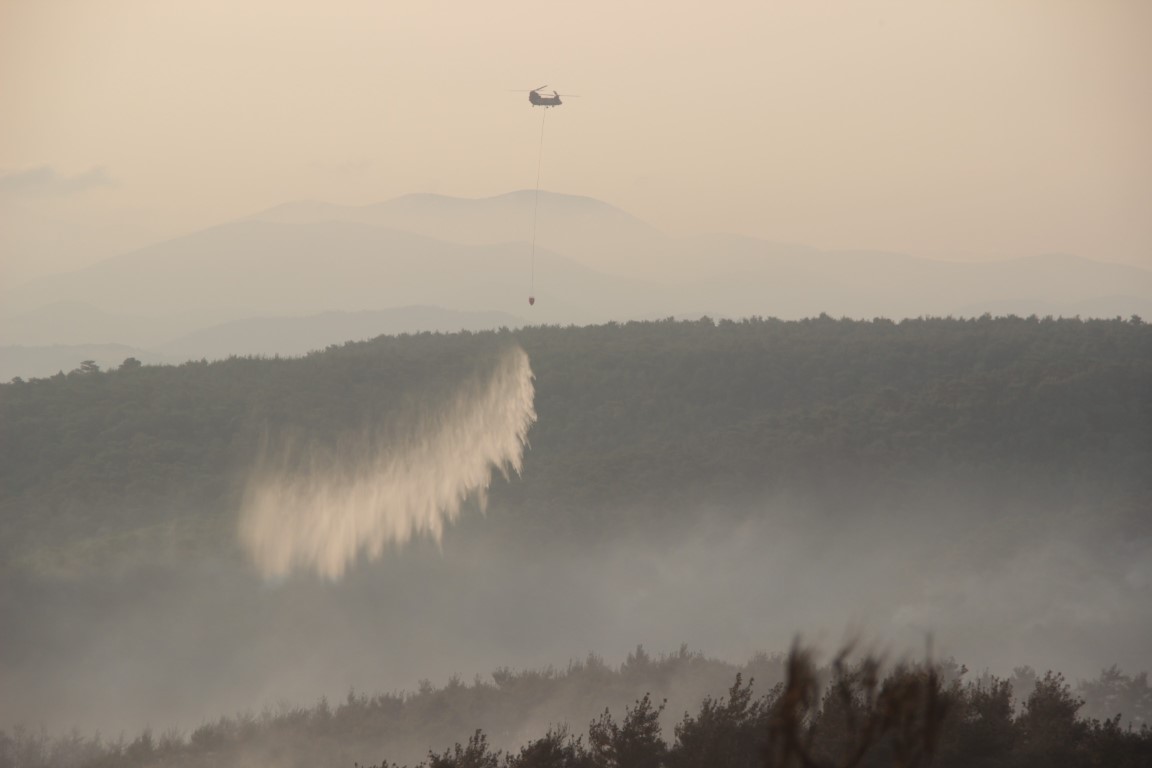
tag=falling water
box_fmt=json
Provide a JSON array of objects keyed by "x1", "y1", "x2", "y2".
[{"x1": 239, "y1": 346, "x2": 536, "y2": 580}]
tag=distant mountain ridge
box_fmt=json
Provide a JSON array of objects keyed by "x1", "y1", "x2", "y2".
[
  {"x1": 3, "y1": 216, "x2": 640, "y2": 326},
  {"x1": 2, "y1": 190, "x2": 1150, "y2": 359},
  {"x1": 252, "y1": 190, "x2": 660, "y2": 252},
  {"x1": 0, "y1": 306, "x2": 530, "y2": 381},
  {"x1": 0, "y1": 343, "x2": 167, "y2": 381},
  {"x1": 158, "y1": 306, "x2": 526, "y2": 361}
]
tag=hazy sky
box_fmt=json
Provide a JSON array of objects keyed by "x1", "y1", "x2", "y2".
[{"x1": 2, "y1": 0, "x2": 1150, "y2": 285}]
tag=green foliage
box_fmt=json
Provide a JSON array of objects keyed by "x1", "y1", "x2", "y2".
[
  {"x1": 764, "y1": 647, "x2": 950, "y2": 768},
  {"x1": 1077, "y1": 666, "x2": 1152, "y2": 730},
  {"x1": 426, "y1": 730, "x2": 502, "y2": 768},
  {"x1": 1014, "y1": 672, "x2": 1086, "y2": 767},
  {"x1": 2, "y1": 316, "x2": 1149, "y2": 573},
  {"x1": 587, "y1": 693, "x2": 666, "y2": 768},
  {"x1": 936, "y1": 676, "x2": 1015, "y2": 767},
  {"x1": 668, "y1": 673, "x2": 774, "y2": 768},
  {"x1": 507, "y1": 726, "x2": 593, "y2": 768}
]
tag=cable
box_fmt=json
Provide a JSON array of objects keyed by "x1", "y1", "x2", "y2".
[{"x1": 529, "y1": 108, "x2": 547, "y2": 303}]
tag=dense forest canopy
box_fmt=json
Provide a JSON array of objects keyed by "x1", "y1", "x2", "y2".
[{"x1": 3, "y1": 314, "x2": 1149, "y2": 572}]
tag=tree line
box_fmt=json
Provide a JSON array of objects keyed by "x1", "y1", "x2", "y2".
[{"x1": 1, "y1": 645, "x2": 1148, "y2": 768}]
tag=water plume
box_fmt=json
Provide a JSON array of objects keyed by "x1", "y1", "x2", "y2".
[{"x1": 239, "y1": 346, "x2": 536, "y2": 580}]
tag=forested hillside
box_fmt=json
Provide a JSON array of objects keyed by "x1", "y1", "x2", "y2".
[
  {"x1": 2, "y1": 315, "x2": 1149, "y2": 571},
  {"x1": 2, "y1": 315, "x2": 1150, "y2": 747}
]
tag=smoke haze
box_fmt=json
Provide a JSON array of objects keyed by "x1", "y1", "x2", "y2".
[
  {"x1": 240, "y1": 346, "x2": 536, "y2": 579},
  {"x1": 3, "y1": 1, "x2": 1150, "y2": 761}
]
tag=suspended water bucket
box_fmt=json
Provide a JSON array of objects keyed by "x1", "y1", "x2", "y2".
[{"x1": 528, "y1": 296, "x2": 536, "y2": 306}]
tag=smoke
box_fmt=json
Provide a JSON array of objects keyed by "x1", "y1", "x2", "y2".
[{"x1": 239, "y1": 346, "x2": 536, "y2": 580}]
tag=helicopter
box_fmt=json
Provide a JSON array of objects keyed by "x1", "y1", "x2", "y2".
[{"x1": 514, "y1": 85, "x2": 577, "y2": 107}]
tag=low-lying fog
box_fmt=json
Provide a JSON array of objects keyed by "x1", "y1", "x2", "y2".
[{"x1": 4, "y1": 481, "x2": 1147, "y2": 739}]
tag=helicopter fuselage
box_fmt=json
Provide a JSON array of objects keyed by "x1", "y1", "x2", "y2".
[{"x1": 529, "y1": 91, "x2": 562, "y2": 107}]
